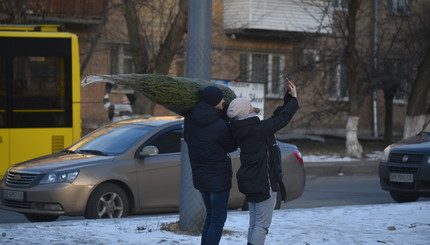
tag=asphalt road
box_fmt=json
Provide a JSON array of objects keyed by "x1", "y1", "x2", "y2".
[
  {"x1": 2, "y1": 173, "x2": 429, "y2": 224},
  {"x1": 283, "y1": 174, "x2": 394, "y2": 209}
]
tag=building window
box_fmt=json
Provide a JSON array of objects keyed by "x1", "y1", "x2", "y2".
[
  {"x1": 332, "y1": 0, "x2": 348, "y2": 10},
  {"x1": 302, "y1": 49, "x2": 320, "y2": 68},
  {"x1": 239, "y1": 53, "x2": 285, "y2": 98},
  {"x1": 388, "y1": 0, "x2": 408, "y2": 15},
  {"x1": 110, "y1": 46, "x2": 135, "y2": 74},
  {"x1": 110, "y1": 46, "x2": 135, "y2": 93},
  {"x1": 329, "y1": 60, "x2": 348, "y2": 101}
]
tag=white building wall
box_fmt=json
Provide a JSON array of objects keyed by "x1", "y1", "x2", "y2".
[{"x1": 224, "y1": 0, "x2": 332, "y2": 34}]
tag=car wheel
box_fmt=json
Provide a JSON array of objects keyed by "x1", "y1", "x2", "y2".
[
  {"x1": 389, "y1": 191, "x2": 419, "y2": 203},
  {"x1": 24, "y1": 213, "x2": 59, "y2": 222},
  {"x1": 85, "y1": 183, "x2": 129, "y2": 219},
  {"x1": 241, "y1": 191, "x2": 282, "y2": 211}
]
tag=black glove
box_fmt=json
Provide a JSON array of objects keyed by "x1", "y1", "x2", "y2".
[
  {"x1": 105, "y1": 83, "x2": 113, "y2": 94},
  {"x1": 108, "y1": 104, "x2": 114, "y2": 121},
  {"x1": 283, "y1": 90, "x2": 293, "y2": 105}
]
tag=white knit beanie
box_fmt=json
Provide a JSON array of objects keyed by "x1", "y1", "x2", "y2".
[{"x1": 227, "y1": 98, "x2": 252, "y2": 120}]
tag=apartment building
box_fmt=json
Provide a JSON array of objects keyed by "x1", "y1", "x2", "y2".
[{"x1": 1, "y1": 0, "x2": 422, "y2": 139}]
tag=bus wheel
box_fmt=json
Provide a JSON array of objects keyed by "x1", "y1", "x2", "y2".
[
  {"x1": 24, "y1": 213, "x2": 59, "y2": 222},
  {"x1": 85, "y1": 183, "x2": 129, "y2": 219}
]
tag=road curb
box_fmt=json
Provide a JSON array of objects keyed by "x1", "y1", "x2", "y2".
[{"x1": 304, "y1": 160, "x2": 380, "y2": 176}]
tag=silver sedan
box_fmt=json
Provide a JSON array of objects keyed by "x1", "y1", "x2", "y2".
[{"x1": 0, "y1": 117, "x2": 305, "y2": 222}]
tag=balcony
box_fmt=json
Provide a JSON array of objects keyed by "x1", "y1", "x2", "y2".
[
  {"x1": 24, "y1": 0, "x2": 106, "y2": 25},
  {"x1": 223, "y1": 0, "x2": 332, "y2": 36}
]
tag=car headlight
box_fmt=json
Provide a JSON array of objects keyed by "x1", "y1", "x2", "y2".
[
  {"x1": 40, "y1": 170, "x2": 79, "y2": 184},
  {"x1": 381, "y1": 146, "x2": 391, "y2": 162}
]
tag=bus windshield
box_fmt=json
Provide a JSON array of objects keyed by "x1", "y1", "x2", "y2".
[{"x1": 0, "y1": 37, "x2": 72, "y2": 128}]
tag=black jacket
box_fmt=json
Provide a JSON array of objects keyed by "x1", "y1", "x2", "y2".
[
  {"x1": 229, "y1": 98, "x2": 299, "y2": 203},
  {"x1": 184, "y1": 102, "x2": 238, "y2": 192}
]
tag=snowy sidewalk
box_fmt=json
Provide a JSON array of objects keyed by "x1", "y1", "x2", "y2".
[
  {"x1": 1, "y1": 201, "x2": 429, "y2": 245},
  {"x1": 303, "y1": 152, "x2": 382, "y2": 176}
]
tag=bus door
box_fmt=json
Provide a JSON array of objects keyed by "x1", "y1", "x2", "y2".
[
  {"x1": 0, "y1": 28, "x2": 81, "y2": 178},
  {"x1": 0, "y1": 57, "x2": 8, "y2": 174}
]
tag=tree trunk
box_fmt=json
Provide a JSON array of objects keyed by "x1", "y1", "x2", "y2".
[
  {"x1": 346, "y1": 116, "x2": 363, "y2": 158},
  {"x1": 123, "y1": 0, "x2": 189, "y2": 116},
  {"x1": 404, "y1": 115, "x2": 429, "y2": 137},
  {"x1": 80, "y1": 0, "x2": 109, "y2": 75},
  {"x1": 344, "y1": 0, "x2": 363, "y2": 158},
  {"x1": 383, "y1": 90, "x2": 394, "y2": 145},
  {"x1": 404, "y1": 42, "x2": 430, "y2": 138},
  {"x1": 151, "y1": 0, "x2": 188, "y2": 74},
  {"x1": 123, "y1": 0, "x2": 154, "y2": 116}
]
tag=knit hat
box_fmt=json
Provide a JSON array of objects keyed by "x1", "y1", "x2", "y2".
[
  {"x1": 227, "y1": 97, "x2": 253, "y2": 120},
  {"x1": 198, "y1": 86, "x2": 224, "y2": 106},
  {"x1": 126, "y1": 94, "x2": 136, "y2": 105}
]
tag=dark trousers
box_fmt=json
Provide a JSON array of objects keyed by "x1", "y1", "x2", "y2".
[{"x1": 199, "y1": 190, "x2": 230, "y2": 245}]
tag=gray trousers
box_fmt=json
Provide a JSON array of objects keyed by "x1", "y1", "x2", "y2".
[{"x1": 247, "y1": 191, "x2": 277, "y2": 245}]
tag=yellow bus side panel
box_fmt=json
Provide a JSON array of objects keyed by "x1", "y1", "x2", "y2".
[
  {"x1": 9, "y1": 128, "x2": 74, "y2": 165},
  {"x1": 73, "y1": 103, "x2": 82, "y2": 141},
  {"x1": 0, "y1": 129, "x2": 10, "y2": 178}
]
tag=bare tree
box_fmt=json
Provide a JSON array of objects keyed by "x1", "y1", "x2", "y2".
[
  {"x1": 341, "y1": 0, "x2": 363, "y2": 158},
  {"x1": 296, "y1": 0, "x2": 367, "y2": 158},
  {"x1": 404, "y1": 43, "x2": 430, "y2": 137},
  {"x1": 403, "y1": 2, "x2": 430, "y2": 138},
  {"x1": 0, "y1": 0, "x2": 27, "y2": 23},
  {"x1": 297, "y1": 0, "x2": 430, "y2": 153},
  {"x1": 80, "y1": 0, "x2": 110, "y2": 74},
  {"x1": 121, "y1": 0, "x2": 188, "y2": 115}
]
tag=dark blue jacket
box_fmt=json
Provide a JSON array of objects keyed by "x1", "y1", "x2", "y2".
[
  {"x1": 229, "y1": 98, "x2": 299, "y2": 202},
  {"x1": 184, "y1": 102, "x2": 238, "y2": 192}
]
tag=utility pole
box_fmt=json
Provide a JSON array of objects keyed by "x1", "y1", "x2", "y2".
[{"x1": 179, "y1": 0, "x2": 212, "y2": 233}]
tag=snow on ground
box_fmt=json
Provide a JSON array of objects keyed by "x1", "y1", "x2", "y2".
[
  {"x1": 303, "y1": 151, "x2": 383, "y2": 162},
  {"x1": 0, "y1": 201, "x2": 429, "y2": 245},
  {"x1": 2, "y1": 152, "x2": 428, "y2": 245}
]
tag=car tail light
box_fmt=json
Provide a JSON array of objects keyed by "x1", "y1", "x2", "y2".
[{"x1": 293, "y1": 149, "x2": 303, "y2": 164}]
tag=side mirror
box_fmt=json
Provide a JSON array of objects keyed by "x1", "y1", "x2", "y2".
[{"x1": 139, "y1": 145, "x2": 159, "y2": 157}]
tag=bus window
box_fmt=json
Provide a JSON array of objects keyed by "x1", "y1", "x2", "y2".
[
  {"x1": 0, "y1": 37, "x2": 73, "y2": 128},
  {"x1": 12, "y1": 56, "x2": 71, "y2": 127},
  {"x1": 0, "y1": 56, "x2": 5, "y2": 127}
]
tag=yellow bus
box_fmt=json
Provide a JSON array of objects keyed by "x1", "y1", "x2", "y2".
[{"x1": 0, "y1": 25, "x2": 81, "y2": 178}]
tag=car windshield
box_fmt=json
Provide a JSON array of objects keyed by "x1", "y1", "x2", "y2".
[
  {"x1": 422, "y1": 121, "x2": 430, "y2": 136},
  {"x1": 67, "y1": 124, "x2": 153, "y2": 155}
]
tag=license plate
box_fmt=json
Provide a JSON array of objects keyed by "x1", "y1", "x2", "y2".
[
  {"x1": 389, "y1": 173, "x2": 414, "y2": 183},
  {"x1": 3, "y1": 190, "x2": 24, "y2": 201}
]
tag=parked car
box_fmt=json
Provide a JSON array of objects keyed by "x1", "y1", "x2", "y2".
[
  {"x1": 0, "y1": 117, "x2": 305, "y2": 222},
  {"x1": 379, "y1": 120, "x2": 430, "y2": 203}
]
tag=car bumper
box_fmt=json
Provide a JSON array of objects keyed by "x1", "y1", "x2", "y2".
[
  {"x1": 378, "y1": 161, "x2": 430, "y2": 197},
  {"x1": 0, "y1": 182, "x2": 92, "y2": 216}
]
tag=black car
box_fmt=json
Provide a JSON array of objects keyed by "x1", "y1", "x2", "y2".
[{"x1": 379, "y1": 121, "x2": 430, "y2": 202}]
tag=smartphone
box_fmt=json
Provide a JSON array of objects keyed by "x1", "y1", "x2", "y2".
[{"x1": 285, "y1": 76, "x2": 292, "y2": 91}]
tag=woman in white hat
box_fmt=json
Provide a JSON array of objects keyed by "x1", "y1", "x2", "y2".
[{"x1": 227, "y1": 81, "x2": 298, "y2": 245}]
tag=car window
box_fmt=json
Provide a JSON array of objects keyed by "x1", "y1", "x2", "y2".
[
  {"x1": 69, "y1": 125, "x2": 152, "y2": 155},
  {"x1": 423, "y1": 121, "x2": 430, "y2": 135},
  {"x1": 147, "y1": 128, "x2": 182, "y2": 154}
]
